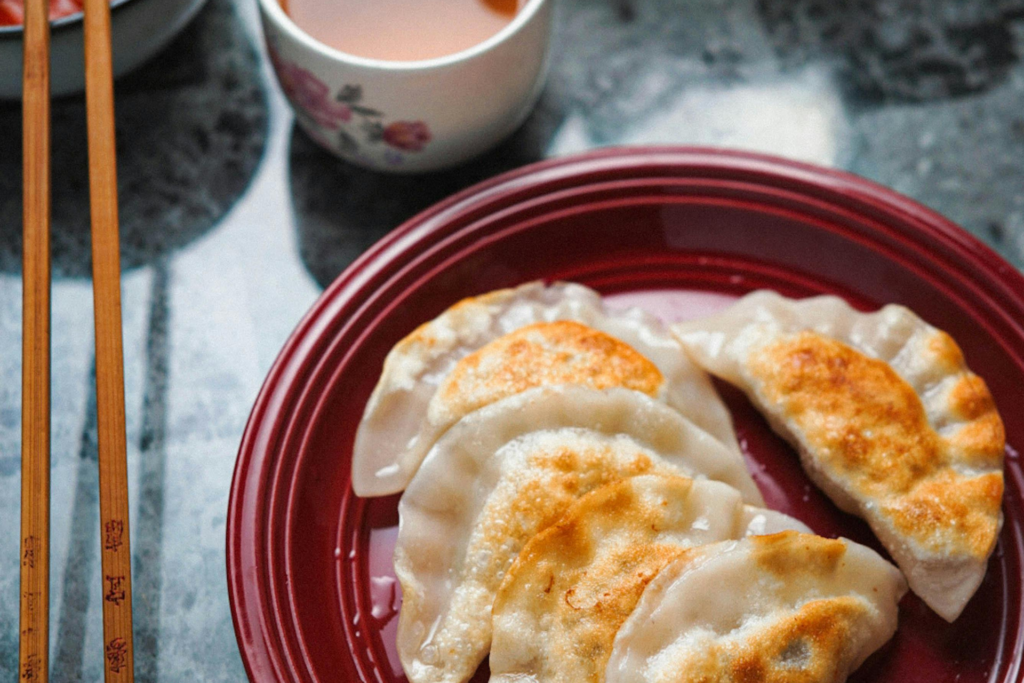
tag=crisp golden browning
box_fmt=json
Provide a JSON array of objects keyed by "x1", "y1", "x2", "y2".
[
  {"x1": 489, "y1": 475, "x2": 809, "y2": 683},
  {"x1": 751, "y1": 331, "x2": 941, "y2": 495},
  {"x1": 750, "y1": 331, "x2": 1003, "y2": 559},
  {"x1": 946, "y1": 375, "x2": 1005, "y2": 466},
  {"x1": 882, "y1": 471, "x2": 1003, "y2": 556},
  {"x1": 925, "y1": 330, "x2": 966, "y2": 372},
  {"x1": 356, "y1": 280, "x2": 744, "y2": 498},
  {"x1": 492, "y1": 475, "x2": 721, "y2": 683},
  {"x1": 496, "y1": 479, "x2": 690, "y2": 681},
  {"x1": 606, "y1": 531, "x2": 906, "y2": 683},
  {"x1": 396, "y1": 436, "x2": 681, "y2": 683},
  {"x1": 948, "y1": 374, "x2": 996, "y2": 421},
  {"x1": 470, "y1": 444, "x2": 668, "y2": 604},
  {"x1": 672, "y1": 290, "x2": 998, "y2": 621},
  {"x1": 670, "y1": 597, "x2": 872, "y2": 683},
  {"x1": 436, "y1": 321, "x2": 664, "y2": 421},
  {"x1": 554, "y1": 540, "x2": 685, "y2": 678},
  {"x1": 394, "y1": 383, "x2": 765, "y2": 683},
  {"x1": 751, "y1": 531, "x2": 846, "y2": 578}
]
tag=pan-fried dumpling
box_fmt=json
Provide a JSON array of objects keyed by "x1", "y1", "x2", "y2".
[
  {"x1": 488, "y1": 474, "x2": 808, "y2": 683},
  {"x1": 672, "y1": 290, "x2": 1004, "y2": 621},
  {"x1": 429, "y1": 320, "x2": 664, "y2": 432},
  {"x1": 353, "y1": 281, "x2": 739, "y2": 497},
  {"x1": 606, "y1": 531, "x2": 908, "y2": 683},
  {"x1": 396, "y1": 387, "x2": 769, "y2": 683}
]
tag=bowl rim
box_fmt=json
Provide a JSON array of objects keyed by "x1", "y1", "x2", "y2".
[
  {"x1": 257, "y1": 0, "x2": 549, "y2": 72},
  {"x1": 0, "y1": 0, "x2": 140, "y2": 38}
]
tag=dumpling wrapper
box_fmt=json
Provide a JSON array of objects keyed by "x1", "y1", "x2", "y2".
[
  {"x1": 395, "y1": 386, "x2": 767, "y2": 683},
  {"x1": 488, "y1": 474, "x2": 808, "y2": 683},
  {"x1": 606, "y1": 531, "x2": 908, "y2": 683},
  {"x1": 353, "y1": 281, "x2": 740, "y2": 497},
  {"x1": 672, "y1": 290, "x2": 1004, "y2": 621}
]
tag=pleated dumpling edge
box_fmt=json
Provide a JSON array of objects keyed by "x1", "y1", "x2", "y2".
[
  {"x1": 672, "y1": 290, "x2": 1004, "y2": 622},
  {"x1": 352, "y1": 280, "x2": 740, "y2": 497}
]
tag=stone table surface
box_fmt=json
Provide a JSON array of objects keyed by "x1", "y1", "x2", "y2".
[{"x1": 2, "y1": 0, "x2": 1024, "y2": 680}]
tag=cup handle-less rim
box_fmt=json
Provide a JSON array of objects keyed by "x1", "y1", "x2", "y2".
[{"x1": 257, "y1": 0, "x2": 550, "y2": 72}]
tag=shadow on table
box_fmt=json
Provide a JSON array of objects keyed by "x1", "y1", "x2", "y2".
[
  {"x1": 0, "y1": 0, "x2": 268, "y2": 279},
  {"x1": 50, "y1": 261, "x2": 170, "y2": 683},
  {"x1": 47, "y1": 260, "x2": 172, "y2": 682},
  {"x1": 15, "y1": 0, "x2": 267, "y2": 678},
  {"x1": 288, "y1": 90, "x2": 564, "y2": 289}
]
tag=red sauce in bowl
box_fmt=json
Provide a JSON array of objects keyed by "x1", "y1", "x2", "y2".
[{"x1": 1, "y1": 0, "x2": 86, "y2": 26}]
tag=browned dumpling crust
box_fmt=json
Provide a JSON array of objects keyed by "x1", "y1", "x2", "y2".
[
  {"x1": 673, "y1": 291, "x2": 1006, "y2": 622},
  {"x1": 395, "y1": 386, "x2": 768, "y2": 683},
  {"x1": 606, "y1": 532, "x2": 907, "y2": 683},
  {"x1": 353, "y1": 281, "x2": 740, "y2": 497},
  {"x1": 675, "y1": 597, "x2": 875, "y2": 683},
  {"x1": 752, "y1": 332, "x2": 1003, "y2": 562},
  {"x1": 432, "y1": 321, "x2": 665, "y2": 424},
  {"x1": 488, "y1": 475, "x2": 808, "y2": 683}
]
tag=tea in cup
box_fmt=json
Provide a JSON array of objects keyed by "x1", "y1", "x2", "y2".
[
  {"x1": 281, "y1": 0, "x2": 523, "y2": 62},
  {"x1": 258, "y1": 0, "x2": 553, "y2": 172}
]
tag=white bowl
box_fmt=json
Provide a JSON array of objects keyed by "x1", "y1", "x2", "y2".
[
  {"x1": 258, "y1": 0, "x2": 553, "y2": 172},
  {"x1": 0, "y1": 0, "x2": 208, "y2": 100}
]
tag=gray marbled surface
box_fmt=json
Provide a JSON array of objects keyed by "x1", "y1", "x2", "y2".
[{"x1": 1, "y1": 0, "x2": 1023, "y2": 680}]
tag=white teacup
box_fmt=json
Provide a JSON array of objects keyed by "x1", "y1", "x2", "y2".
[{"x1": 257, "y1": 0, "x2": 553, "y2": 172}]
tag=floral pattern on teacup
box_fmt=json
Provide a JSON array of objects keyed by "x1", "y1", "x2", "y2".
[
  {"x1": 268, "y1": 45, "x2": 352, "y2": 129},
  {"x1": 267, "y1": 41, "x2": 432, "y2": 164},
  {"x1": 382, "y1": 121, "x2": 432, "y2": 152}
]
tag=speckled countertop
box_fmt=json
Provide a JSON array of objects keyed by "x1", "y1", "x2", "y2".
[{"x1": 1, "y1": 0, "x2": 1024, "y2": 679}]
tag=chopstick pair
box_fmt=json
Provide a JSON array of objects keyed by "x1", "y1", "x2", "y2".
[{"x1": 20, "y1": 0, "x2": 135, "y2": 679}]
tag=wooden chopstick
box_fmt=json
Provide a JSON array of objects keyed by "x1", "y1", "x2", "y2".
[
  {"x1": 19, "y1": 0, "x2": 52, "y2": 678},
  {"x1": 82, "y1": 0, "x2": 135, "y2": 677}
]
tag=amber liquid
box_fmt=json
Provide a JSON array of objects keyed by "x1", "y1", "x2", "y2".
[{"x1": 281, "y1": 0, "x2": 522, "y2": 62}]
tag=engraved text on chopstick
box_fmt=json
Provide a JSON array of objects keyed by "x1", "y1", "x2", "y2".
[
  {"x1": 21, "y1": 652, "x2": 41, "y2": 680},
  {"x1": 104, "y1": 519, "x2": 124, "y2": 552},
  {"x1": 106, "y1": 637, "x2": 128, "y2": 673},
  {"x1": 22, "y1": 535, "x2": 37, "y2": 568},
  {"x1": 105, "y1": 575, "x2": 126, "y2": 605}
]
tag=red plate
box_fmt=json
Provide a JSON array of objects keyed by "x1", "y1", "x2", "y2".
[{"x1": 227, "y1": 147, "x2": 1024, "y2": 683}]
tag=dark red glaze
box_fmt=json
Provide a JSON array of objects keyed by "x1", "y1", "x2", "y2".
[{"x1": 227, "y1": 147, "x2": 1024, "y2": 683}]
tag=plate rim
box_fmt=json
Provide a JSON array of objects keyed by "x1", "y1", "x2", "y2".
[{"x1": 226, "y1": 145, "x2": 1024, "y2": 683}]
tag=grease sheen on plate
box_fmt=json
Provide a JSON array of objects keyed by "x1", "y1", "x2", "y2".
[{"x1": 227, "y1": 148, "x2": 1024, "y2": 683}]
